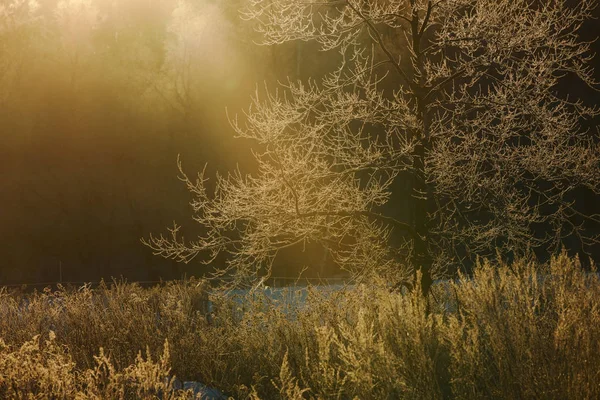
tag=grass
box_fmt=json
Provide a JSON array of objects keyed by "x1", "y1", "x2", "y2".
[{"x1": 1, "y1": 252, "x2": 599, "y2": 399}]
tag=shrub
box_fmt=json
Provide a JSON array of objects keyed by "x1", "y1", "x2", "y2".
[
  {"x1": 1, "y1": 254, "x2": 599, "y2": 399},
  {"x1": 0, "y1": 333, "x2": 197, "y2": 399}
]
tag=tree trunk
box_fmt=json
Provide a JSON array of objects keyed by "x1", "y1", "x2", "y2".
[
  {"x1": 410, "y1": 2, "x2": 433, "y2": 298},
  {"x1": 412, "y1": 142, "x2": 433, "y2": 298}
]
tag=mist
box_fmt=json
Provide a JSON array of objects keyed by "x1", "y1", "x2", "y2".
[{"x1": 0, "y1": 0, "x2": 315, "y2": 284}]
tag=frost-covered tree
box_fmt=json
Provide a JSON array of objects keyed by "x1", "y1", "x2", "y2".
[{"x1": 144, "y1": 0, "x2": 600, "y2": 294}]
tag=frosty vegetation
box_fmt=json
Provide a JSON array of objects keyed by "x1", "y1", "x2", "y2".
[
  {"x1": 144, "y1": 0, "x2": 600, "y2": 294},
  {"x1": 1, "y1": 254, "x2": 600, "y2": 398}
]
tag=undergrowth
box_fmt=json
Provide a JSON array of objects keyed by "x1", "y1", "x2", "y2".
[{"x1": 1, "y1": 253, "x2": 599, "y2": 399}]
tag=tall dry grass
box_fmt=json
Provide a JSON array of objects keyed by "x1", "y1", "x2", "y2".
[
  {"x1": 1, "y1": 253, "x2": 599, "y2": 399},
  {"x1": 0, "y1": 278, "x2": 211, "y2": 378},
  {"x1": 0, "y1": 333, "x2": 199, "y2": 399}
]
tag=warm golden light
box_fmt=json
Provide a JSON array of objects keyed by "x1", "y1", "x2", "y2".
[{"x1": 1, "y1": 0, "x2": 271, "y2": 284}]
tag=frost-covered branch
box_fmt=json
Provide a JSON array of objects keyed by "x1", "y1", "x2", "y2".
[{"x1": 145, "y1": 0, "x2": 600, "y2": 290}]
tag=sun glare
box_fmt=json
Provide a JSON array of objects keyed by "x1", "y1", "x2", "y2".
[{"x1": 167, "y1": 1, "x2": 241, "y2": 86}]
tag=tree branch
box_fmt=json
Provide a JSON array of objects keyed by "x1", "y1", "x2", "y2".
[{"x1": 345, "y1": 0, "x2": 414, "y2": 90}]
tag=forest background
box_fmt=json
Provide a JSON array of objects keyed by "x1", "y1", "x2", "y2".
[{"x1": 2, "y1": 0, "x2": 600, "y2": 285}]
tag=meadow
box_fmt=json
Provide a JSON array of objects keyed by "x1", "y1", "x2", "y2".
[{"x1": 1, "y1": 253, "x2": 599, "y2": 399}]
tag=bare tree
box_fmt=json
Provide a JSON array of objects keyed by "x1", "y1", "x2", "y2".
[{"x1": 144, "y1": 0, "x2": 600, "y2": 294}]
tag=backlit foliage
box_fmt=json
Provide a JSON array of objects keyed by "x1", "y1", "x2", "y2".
[
  {"x1": 145, "y1": 0, "x2": 600, "y2": 288},
  {"x1": 1, "y1": 254, "x2": 599, "y2": 398},
  {"x1": 0, "y1": 333, "x2": 199, "y2": 399}
]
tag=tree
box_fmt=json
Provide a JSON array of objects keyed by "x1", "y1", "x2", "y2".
[{"x1": 144, "y1": 0, "x2": 600, "y2": 293}]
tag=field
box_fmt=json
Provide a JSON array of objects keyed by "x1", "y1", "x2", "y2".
[{"x1": 1, "y1": 253, "x2": 599, "y2": 399}]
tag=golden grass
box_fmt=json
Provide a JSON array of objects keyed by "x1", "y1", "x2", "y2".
[{"x1": 1, "y1": 253, "x2": 599, "y2": 399}]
